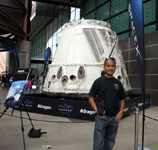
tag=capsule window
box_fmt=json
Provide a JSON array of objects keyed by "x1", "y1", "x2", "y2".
[
  {"x1": 70, "y1": 75, "x2": 76, "y2": 81},
  {"x1": 57, "y1": 66, "x2": 62, "y2": 79},
  {"x1": 52, "y1": 75, "x2": 56, "y2": 80},
  {"x1": 117, "y1": 76, "x2": 121, "y2": 80},
  {"x1": 78, "y1": 66, "x2": 85, "y2": 79},
  {"x1": 61, "y1": 75, "x2": 68, "y2": 86}
]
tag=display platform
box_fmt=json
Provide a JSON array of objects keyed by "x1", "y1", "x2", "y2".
[{"x1": 20, "y1": 93, "x2": 151, "y2": 121}]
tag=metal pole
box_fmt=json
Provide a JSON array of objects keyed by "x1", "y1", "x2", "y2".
[
  {"x1": 142, "y1": 93, "x2": 145, "y2": 150},
  {"x1": 134, "y1": 107, "x2": 139, "y2": 150}
]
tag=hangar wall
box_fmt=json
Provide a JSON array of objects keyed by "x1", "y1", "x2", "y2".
[
  {"x1": 120, "y1": 30, "x2": 158, "y2": 106},
  {"x1": 30, "y1": 5, "x2": 70, "y2": 59},
  {"x1": 81, "y1": 0, "x2": 157, "y2": 41}
]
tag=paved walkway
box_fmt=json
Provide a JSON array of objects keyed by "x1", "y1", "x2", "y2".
[{"x1": 0, "y1": 86, "x2": 158, "y2": 150}]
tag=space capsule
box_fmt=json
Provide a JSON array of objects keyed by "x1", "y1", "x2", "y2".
[{"x1": 43, "y1": 19, "x2": 132, "y2": 96}]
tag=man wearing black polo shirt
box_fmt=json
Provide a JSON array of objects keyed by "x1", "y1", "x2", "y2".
[{"x1": 89, "y1": 57, "x2": 126, "y2": 150}]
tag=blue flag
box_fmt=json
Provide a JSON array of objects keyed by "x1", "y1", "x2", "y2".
[
  {"x1": 128, "y1": 0, "x2": 146, "y2": 149},
  {"x1": 0, "y1": 36, "x2": 19, "y2": 70},
  {"x1": 43, "y1": 47, "x2": 51, "y2": 84},
  {"x1": 128, "y1": 0, "x2": 145, "y2": 95}
]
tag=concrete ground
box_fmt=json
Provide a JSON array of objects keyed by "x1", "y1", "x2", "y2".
[{"x1": 0, "y1": 86, "x2": 158, "y2": 150}]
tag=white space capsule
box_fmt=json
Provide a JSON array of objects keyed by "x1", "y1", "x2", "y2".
[{"x1": 43, "y1": 19, "x2": 132, "y2": 95}]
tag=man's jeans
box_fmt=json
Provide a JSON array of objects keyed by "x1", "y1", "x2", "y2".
[{"x1": 93, "y1": 115, "x2": 119, "y2": 150}]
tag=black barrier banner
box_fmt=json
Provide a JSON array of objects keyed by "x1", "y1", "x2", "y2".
[
  {"x1": 22, "y1": 94, "x2": 96, "y2": 121},
  {"x1": 43, "y1": 47, "x2": 51, "y2": 84},
  {"x1": 21, "y1": 94, "x2": 150, "y2": 121},
  {"x1": 0, "y1": 36, "x2": 19, "y2": 70},
  {"x1": 128, "y1": 0, "x2": 145, "y2": 95}
]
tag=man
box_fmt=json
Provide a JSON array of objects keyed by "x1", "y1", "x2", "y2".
[
  {"x1": 31, "y1": 75, "x2": 40, "y2": 94},
  {"x1": 89, "y1": 57, "x2": 126, "y2": 150}
]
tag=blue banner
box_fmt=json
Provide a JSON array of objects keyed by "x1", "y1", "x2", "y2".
[
  {"x1": 0, "y1": 36, "x2": 19, "y2": 70},
  {"x1": 13, "y1": 41, "x2": 19, "y2": 71},
  {"x1": 43, "y1": 47, "x2": 51, "y2": 84},
  {"x1": 128, "y1": 1, "x2": 146, "y2": 149},
  {"x1": 128, "y1": 0, "x2": 145, "y2": 95}
]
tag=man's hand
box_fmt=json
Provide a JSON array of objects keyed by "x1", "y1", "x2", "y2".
[
  {"x1": 115, "y1": 99, "x2": 125, "y2": 122},
  {"x1": 98, "y1": 115, "x2": 107, "y2": 120},
  {"x1": 115, "y1": 111, "x2": 123, "y2": 122}
]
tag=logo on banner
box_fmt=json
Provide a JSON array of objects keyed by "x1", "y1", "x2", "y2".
[
  {"x1": 145, "y1": 98, "x2": 150, "y2": 104},
  {"x1": 57, "y1": 103, "x2": 74, "y2": 116},
  {"x1": 80, "y1": 109, "x2": 96, "y2": 115},
  {"x1": 37, "y1": 104, "x2": 52, "y2": 110},
  {"x1": 23, "y1": 99, "x2": 33, "y2": 110},
  {"x1": 131, "y1": 101, "x2": 137, "y2": 109},
  {"x1": 123, "y1": 107, "x2": 129, "y2": 113},
  {"x1": 138, "y1": 103, "x2": 143, "y2": 107}
]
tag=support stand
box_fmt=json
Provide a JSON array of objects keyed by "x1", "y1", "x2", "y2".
[
  {"x1": 134, "y1": 107, "x2": 139, "y2": 150},
  {"x1": 19, "y1": 97, "x2": 35, "y2": 150},
  {"x1": 0, "y1": 100, "x2": 46, "y2": 150},
  {"x1": 0, "y1": 107, "x2": 9, "y2": 118},
  {"x1": 0, "y1": 100, "x2": 35, "y2": 150},
  {"x1": 0, "y1": 69, "x2": 46, "y2": 150},
  {"x1": 20, "y1": 106, "x2": 26, "y2": 150}
]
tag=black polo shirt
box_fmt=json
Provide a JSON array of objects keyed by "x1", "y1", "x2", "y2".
[{"x1": 89, "y1": 76, "x2": 126, "y2": 116}]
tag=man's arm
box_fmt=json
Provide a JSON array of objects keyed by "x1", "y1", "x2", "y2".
[
  {"x1": 89, "y1": 96, "x2": 97, "y2": 113},
  {"x1": 89, "y1": 96, "x2": 107, "y2": 120},
  {"x1": 115, "y1": 99, "x2": 125, "y2": 122}
]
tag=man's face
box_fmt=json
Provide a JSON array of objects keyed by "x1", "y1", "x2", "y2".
[{"x1": 103, "y1": 60, "x2": 116, "y2": 76}]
